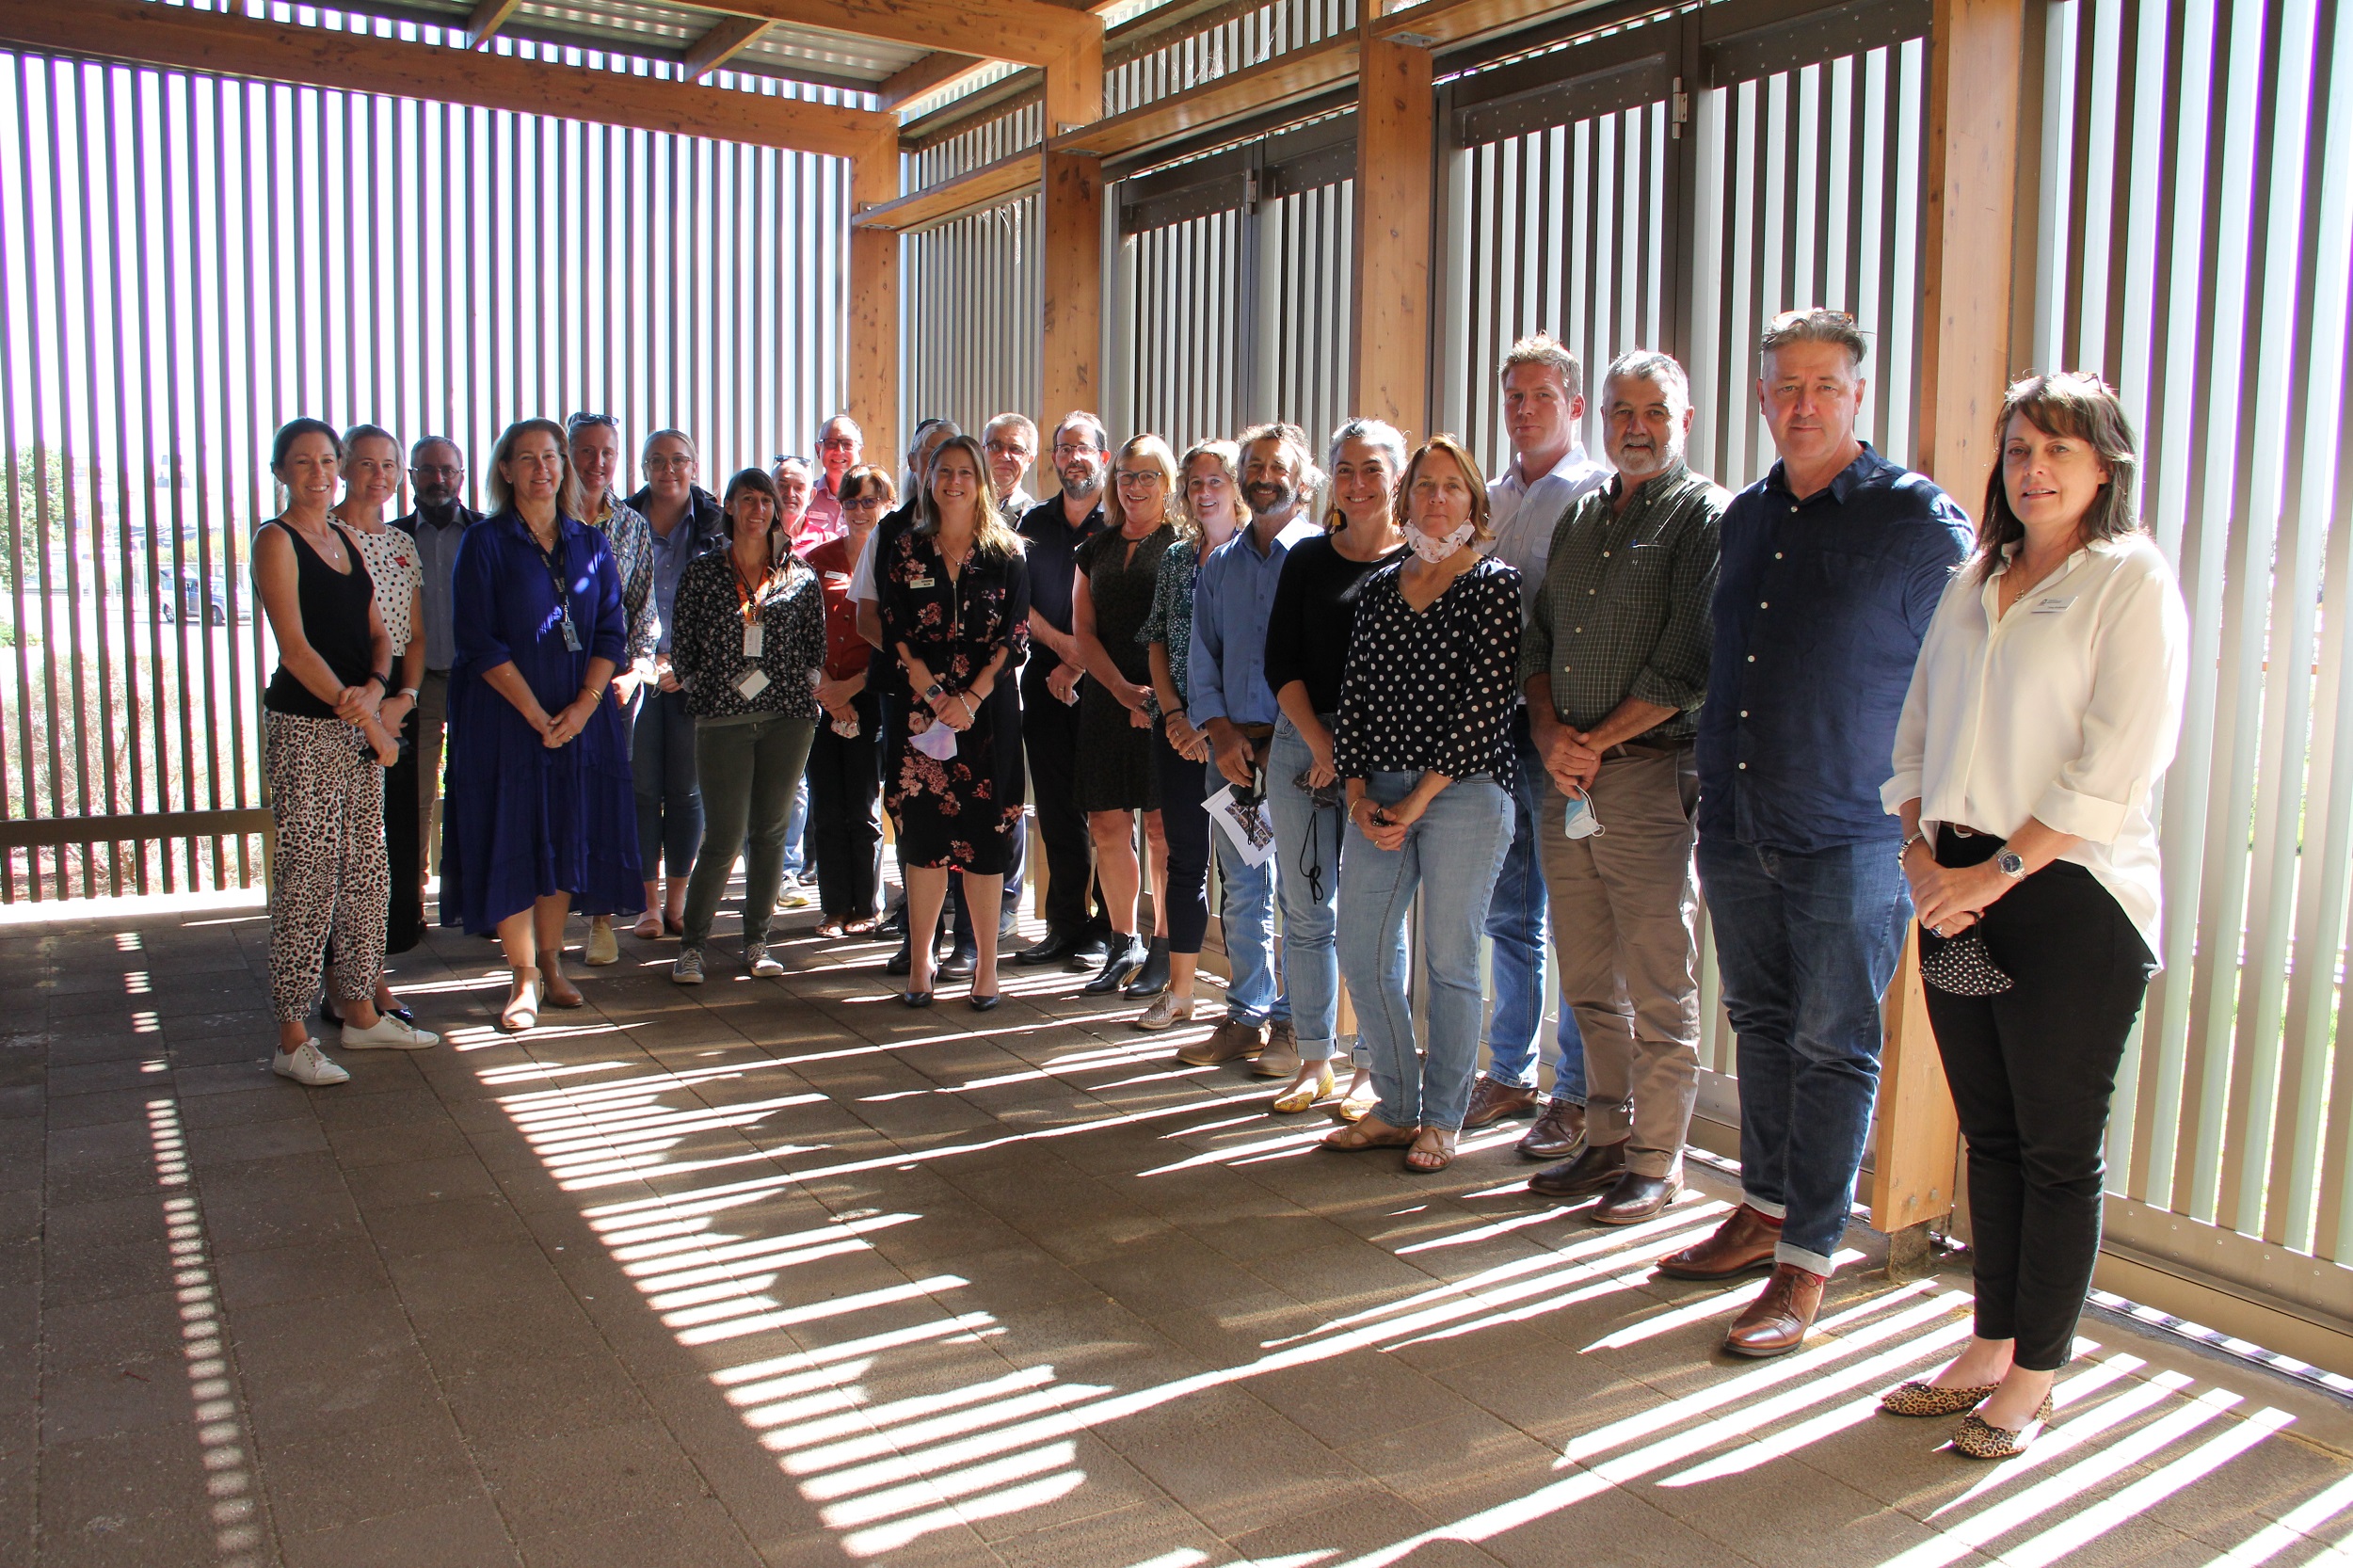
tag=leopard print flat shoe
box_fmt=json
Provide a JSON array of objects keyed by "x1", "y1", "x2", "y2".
[
  {"x1": 1950, "y1": 1392, "x2": 2056, "y2": 1460},
  {"x1": 1880, "y1": 1381, "x2": 1997, "y2": 1417}
]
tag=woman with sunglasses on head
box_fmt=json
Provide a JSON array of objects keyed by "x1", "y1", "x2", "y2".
[
  {"x1": 805, "y1": 464, "x2": 894, "y2": 937},
  {"x1": 1260, "y1": 418, "x2": 1412, "y2": 1114}
]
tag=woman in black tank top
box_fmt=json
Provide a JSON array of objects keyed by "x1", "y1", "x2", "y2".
[{"x1": 253, "y1": 419, "x2": 440, "y2": 1085}]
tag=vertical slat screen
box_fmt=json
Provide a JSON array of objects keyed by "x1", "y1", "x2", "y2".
[
  {"x1": 1126, "y1": 209, "x2": 1250, "y2": 449},
  {"x1": 0, "y1": 38, "x2": 851, "y2": 901},
  {"x1": 1266, "y1": 179, "x2": 1355, "y2": 454},
  {"x1": 902, "y1": 196, "x2": 1044, "y2": 443}
]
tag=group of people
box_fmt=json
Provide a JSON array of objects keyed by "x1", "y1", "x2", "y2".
[{"x1": 255, "y1": 307, "x2": 2187, "y2": 1464}]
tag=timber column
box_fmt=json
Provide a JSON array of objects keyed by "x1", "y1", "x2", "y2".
[
  {"x1": 848, "y1": 123, "x2": 901, "y2": 470},
  {"x1": 1350, "y1": 20, "x2": 1435, "y2": 437},
  {"x1": 1041, "y1": 37, "x2": 1106, "y2": 426}
]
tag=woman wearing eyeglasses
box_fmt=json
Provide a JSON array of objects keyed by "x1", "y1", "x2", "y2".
[{"x1": 805, "y1": 463, "x2": 893, "y2": 936}]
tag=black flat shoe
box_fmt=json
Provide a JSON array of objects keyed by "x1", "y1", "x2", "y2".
[
  {"x1": 1123, "y1": 936, "x2": 1171, "y2": 999},
  {"x1": 318, "y1": 997, "x2": 342, "y2": 1027},
  {"x1": 1066, "y1": 934, "x2": 1112, "y2": 974},
  {"x1": 1015, "y1": 928, "x2": 1081, "y2": 966},
  {"x1": 1082, "y1": 936, "x2": 1150, "y2": 995},
  {"x1": 968, "y1": 992, "x2": 1001, "y2": 1013},
  {"x1": 900, "y1": 990, "x2": 934, "y2": 1009}
]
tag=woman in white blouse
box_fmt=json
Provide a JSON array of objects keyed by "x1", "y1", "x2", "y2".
[{"x1": 1879, "y1": 373, "x2": 2187, "y2": 1460}]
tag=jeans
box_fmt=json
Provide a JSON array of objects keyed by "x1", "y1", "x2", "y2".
[
  {"x1": 682, "y1": 714, "x2": 817, "y2": 949},
  {"x1": 807, "y1": 689, "x2": 883, "y2": 920},
  {"x1": 1268, "y1": 715, "x2": 1352, "y2": 1064},
  {"x1": 633, "y1": 684, "x2": 703, "y2": 883},
  {"x1": 1698, "y1": 833, "x2": 1910, "y2": 1274},
  {"x1": 1155, "y1": 728, "x2": 1210, "y2": 953},
  {"x1": 1924, "y1": 827, "x2": 2153, "y2": 1370},
  {"x1": 1206, "y1": 758, "x2": 1289, "y2": 1027},
  {"x1": 782, "y1": 773, "x2": 809, "y2": 880},
  {"x1": 1484, "y1": 715, "x2": 1587, "y2": 1101},
  {"x1": 1337, "y1": 771, "x2": 1513, "y2": 1132}
]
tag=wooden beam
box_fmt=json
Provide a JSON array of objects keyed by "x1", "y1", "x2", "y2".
[
  {"x1": 1868, "y1": 0, "x2": 2027, "y2": 1256},
  {"x1": 680, "y1": 15, "x2": 768, "y2": 80},
  {"x1": 697, "y1": 0, "x2": 1096, "y2": 70},
  {"x1": 848, "y1": 128, "x2": 901, "y2": 480},
  {"x1": 466, "y1": 0, "x2": 522, "y2": 48},
  {"x1": 1049, "y1": 34, "x2": 1358, "y2": 159},
  {"x1": 876, "y1": 51, "x2": 988, "y2": 110},
  {"x1": 851, "y1": 151, "x2": 1044, "y2": 232},
  {"x1": 1369, "y1": 0, "x2": 1614, "y2": 51},
  {"x1": 1350, "y1": 32, "x2": 1433, "y2": 435},
  {"x1": 0, "y1": 0, "x2": 891, "y2": 162}
]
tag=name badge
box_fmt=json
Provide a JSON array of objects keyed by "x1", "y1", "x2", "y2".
[
  {"x1": 823, "y1": 572, "x2": 851, "y2": 586},
  {"x1": 735, "y1": 668, "x2": 771, "y2": 700},
  {"x1": 2031, "y1": 596, "x2": 2075, "y2": 614},
  {"x1": 559, "y1": 613, "x2": 582, "y2": 652},
  {"x1": 743, "y1": 623, "x2": 764, "y2": 658},
  {"x1": 910, "y1": 575, "x2": 935, "y2": 590}
]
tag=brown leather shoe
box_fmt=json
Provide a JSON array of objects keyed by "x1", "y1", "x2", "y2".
[
  {"x1": 1253, "y1": 1020, "x2": 1303, "y2": 1079},
  {"x1": 1463, "y1": 1075, "x2": 1540, "y2": 1128},
  {"x1": 1516, "y1": 1097, "x2": 1587, "y2": 1160},
  {"x1": 1722, "y1": 1263, "x2": 1826, "y2": 1358},
  {"x1": 1177, "y1": 1017, "x2": 1267, "y2": 1067},
  {"x1": 1654, "y1": 1203, "x2": 1783, "y2": 1280},
  {"x1": 1591, "y1": 1170, "x2": 1680, "y2": 1225},
  {"x1": 1528, "y1": 1137, "x2": 1626, "y2": 1197}
]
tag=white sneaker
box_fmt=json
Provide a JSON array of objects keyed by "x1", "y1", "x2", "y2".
[
  {"x1": 745, "y1": 941, "x2": 784, "y2": 978},
  {"x1": 341, "y1": 1014, "x2": 440, "y2": 1050},
  {"x1": 672, "y1": 948, "x2": 705, "y2": 985},
  {"x1": 273, "y1": 1040, "x2": 350, "y2": 1085},
  {"x1": 779, "y1": 876, "x2": 815, "y2": 910},
  {"x1": 584, "y1": 918, "x2": 620, "y2": 967}
]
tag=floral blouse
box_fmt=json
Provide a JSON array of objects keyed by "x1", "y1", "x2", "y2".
[
  {"x1": 1335, "y1": 555, "x2": 1523, "y2": 782},
  {"x1": 668, "y1": 550, "x2": 827, "y2": 721},
  {"x1": 875, "y1": 526, "x2": 1031, "y2": 705},
  {"x1": 1138, "y1": 535, "x2": 1200, "y2": 710}
]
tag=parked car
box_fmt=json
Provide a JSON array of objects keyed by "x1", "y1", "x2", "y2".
[{"x1": 156, "y1": 568, "x2": 230, "y2": 626}]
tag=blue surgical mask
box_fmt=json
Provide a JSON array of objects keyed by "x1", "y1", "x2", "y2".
[{"x1": 1562, "y1": 789, "x2": 1604, "y2": 840}]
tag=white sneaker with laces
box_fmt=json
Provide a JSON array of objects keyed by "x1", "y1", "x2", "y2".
[
  {"x1": 273, "y1": 1040, "x2": 351, "y2": 1085},
  {"x1": 672, "y1": 947, "x2": 705, "y2": 984},
  {"x1": 342, "y1": 1015, "x2": 440, "y2": 1051},
  {"x1": 779, "y1": 876, "x2": 815, "y2": 910},
  {"x1": 584, "y1": 918, "x2": 620, "y2": 966},
  {"x1": 745, "y1": 940, "x2": 785, "y2": 978}
]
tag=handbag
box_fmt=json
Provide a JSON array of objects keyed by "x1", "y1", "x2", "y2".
[{"x1": 1919, "y1": 926, "x2": 2012, "y2": 997}]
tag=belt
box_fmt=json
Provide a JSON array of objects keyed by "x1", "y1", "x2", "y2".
[
  {"x1": 1601, "y1": 737, "x2": 1689, "y2": 761},
  {"x1": 1231, "y1": 723, "x2": 1275, "y2": 741}
]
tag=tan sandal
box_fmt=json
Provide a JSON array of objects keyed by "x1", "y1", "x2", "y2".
[
  {"x1": 499, "y1": 967, "x2": 541, "y2": 1032},
  {"x1": 1272, "y1": 1065, "x2": 1337, "y2": 1114},
  {"x1": 1405, "y1": 1128, "x2": 1460, "y2": 1174},
  {"x1": 1321, "y1": 1114, "x2": 1418, "y2": 1152}
]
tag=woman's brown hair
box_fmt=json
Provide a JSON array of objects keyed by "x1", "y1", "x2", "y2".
[
  {"x1": 486, "y1": 418, "x2": 581, "y2": 520},
  {"x1": 1394, "y1": 434, "x2": 1494, "y2": 541},
  {"x1": 1975, "y1": 372, "x2": 2142, "y2": 582}
]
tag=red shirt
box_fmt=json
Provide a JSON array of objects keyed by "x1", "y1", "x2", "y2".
[{"x1": 804, "y1": 534, "x2": 872, "y2": 681}]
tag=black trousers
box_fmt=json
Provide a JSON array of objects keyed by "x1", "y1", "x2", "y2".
[
  {"x1": 1923, "y1": 826, "x2": 2154, "y2": 1371},
  {"x1": 1154, "y1": 726, "x2": 1210, "y2": 952},
  {"x1": 807, "y1": 687, "x2": 883, "y2": 920},
  {"x1": 1020, "y1": 664, "x2": 1102, "y2": 936}
]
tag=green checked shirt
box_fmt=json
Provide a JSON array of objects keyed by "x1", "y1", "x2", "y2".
[{"x1": 1520, "y1": 460, "x2": 1728, "y2": 744}]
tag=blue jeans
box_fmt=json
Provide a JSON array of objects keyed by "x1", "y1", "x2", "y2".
[
  {"x1": 1206, "y1": 759, "x2": 1289, "y2": 1027},
  {"x1": 782, "y1": 773, "x2": 809, "y2": 880},
  {"x1": 1268, "y1": 716, "x2": 1353, "y2": 1063},
  {"x1": 1483, "y1": 716, "x2": 1587, "y2": 1101},
  {"x1": 633, "y1": 685, "x2": 703, "y2": 883},
  {"x1": 1338, "y1": 772, "x2": 1513, "y2": 1132},
  {"x1": 1697, "y1": 834, "x2": 1910, "y2": 1274}
]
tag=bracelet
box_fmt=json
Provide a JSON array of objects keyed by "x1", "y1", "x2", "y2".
[
  {"x1": 398, "y1": 686, "x2": 420, "y2": 701},
  {"x1": 956, "y1": 694, "x2": 978, "y2": 719},
  {"x1": 363, "y1": 671, "x2": 389, "y2": 691},
  {"x1": 1898, "y1": 830, "x2": 1927, "y2": 860}
]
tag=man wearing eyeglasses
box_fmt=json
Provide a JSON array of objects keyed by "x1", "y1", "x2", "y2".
[
  {"x1": 805, "y1": 414, "x2": 862, "y2": 545},
  {"x1": 395, "y1": 435, "x2": 479, "y2": 895},
  {"x1": 983, "y1": 414, "x2": 1039, "y2": 523}
]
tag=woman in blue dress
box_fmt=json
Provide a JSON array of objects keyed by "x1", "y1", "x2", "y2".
[{"x1": 440, "y1": 418, "x2": 643, "y2": 1030}]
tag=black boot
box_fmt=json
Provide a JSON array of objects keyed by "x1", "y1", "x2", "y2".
[
  {"x1": 1122, "y1": 936, "x2": 1171, "y2": 999},
  {"x1": 1016, "y1": 925, "x2": 1082, "y2": 965},
  {"x1": 1082, "y1": 935, "x2": 1150, "y2": 995}
]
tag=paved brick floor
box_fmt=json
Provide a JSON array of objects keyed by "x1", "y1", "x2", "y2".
[{"x1": 7, "y1": 894, "x2": 2353, "y2": 1568}]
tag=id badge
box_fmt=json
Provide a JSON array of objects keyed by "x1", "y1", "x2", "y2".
[
  {"x1": 743, "y1": 622, "x2": 763, "y2": 659},
  {"x1": 560, "y1": 613, "x2": 582, "y2": 652},
  {"x1": 735, "y1": 668, "x2": 771, "y2": 700}
]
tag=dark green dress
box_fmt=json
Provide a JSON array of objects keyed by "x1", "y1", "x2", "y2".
[{"x1": 1073, "y1": 522, "x2": 1176, "y2": 812}]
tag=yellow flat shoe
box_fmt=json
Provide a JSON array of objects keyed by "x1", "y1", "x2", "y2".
[{"x1": 1271, "y1": 1065, "x2": 1337, "y2": 1113}]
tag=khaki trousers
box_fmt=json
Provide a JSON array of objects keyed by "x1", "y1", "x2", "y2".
[
  {"x1": 1537, "y1": 744, "x2": 1703, "y2": 1177},
  {"x1": 415, "y1": 670, "x2": 450, "y2": 879}
]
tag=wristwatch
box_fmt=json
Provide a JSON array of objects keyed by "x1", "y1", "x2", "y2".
[
  {"x1": 398, "y1": 686, "x2": 421, "y2": 701},
  {"x1": 922, "y1": 679, "x2": 945, "y2": 701},
  {"x1": 1995, "y1": 849, "x2": 2026, "y2": 880}
]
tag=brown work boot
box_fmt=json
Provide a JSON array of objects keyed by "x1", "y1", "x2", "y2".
[
  {"x1": 1528, "y1": 1137, "x2": 1625, "y2": 1197},
  {"x1": 1516, "y1": 1097, "x2": 1586, "y2": 1160},
  {"x1": 1177, "y1": 1017, "x2": 1267, "y2": 1067},
  {"x1": 1463, "y1": 1075, "x2": 1540, "y2": 1128},
  {"x1": 1655, "y1": 1203, "x2": 1783, "y2": 1280},
  {"x1": 1722, "y1": 1262, "x2": 1826, "y2": 1358},
  {"x1": 1254, "y1": 1019, "x2": 1303, "y2": 1079}
]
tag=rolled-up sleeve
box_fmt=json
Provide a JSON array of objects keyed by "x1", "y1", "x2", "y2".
[
  {"x1": 1628, "y1": 503, "x2": 1721, "y2": 713},
  {"x1": 2032, "y1": 558, "x2": 2189, "y2": 843}
]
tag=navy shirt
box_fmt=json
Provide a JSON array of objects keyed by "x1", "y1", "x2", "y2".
[
  {"x1": 1015, "y1": 493, "x2": 1107, "y2": 656},
  {"x1": 1696, "y1": 444, "x2": 1972, "y2": 853}
]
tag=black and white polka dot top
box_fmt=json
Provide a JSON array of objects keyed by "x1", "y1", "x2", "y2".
[{"x1": 1334, "y1": 554, "x2": 1523, "y2": 783}]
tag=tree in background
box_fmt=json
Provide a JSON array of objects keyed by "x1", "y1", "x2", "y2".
[{"x1": 4, "y1": 445, "x2": 72, "y2": 594}]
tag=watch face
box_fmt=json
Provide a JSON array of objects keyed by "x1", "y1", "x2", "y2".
[{"x1": 1998, "y1": 851, "x2": 2025, "y2": 876}]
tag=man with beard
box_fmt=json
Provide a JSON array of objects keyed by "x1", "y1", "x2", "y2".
[
  {"x1": 1518, "y1": 351, "x2": 1727, "y2": 1224},
  {"x1": 1179, "y1": 423, "x2": 1321, "y2": 1075},
  {"x1": 1013, "y1": 413, "x2": 1114, "y2": 968},
  {"x1": 397, "y1": 435, "x2": 481, "y2": 887}
]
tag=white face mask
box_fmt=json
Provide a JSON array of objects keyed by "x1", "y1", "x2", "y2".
[{"x1": 1408, "y1": 519, "x2": 1473, "y2": 564}]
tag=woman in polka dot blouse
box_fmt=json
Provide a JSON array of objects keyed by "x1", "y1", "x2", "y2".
[{"x1": 1322, "y1": 435, "x2": 1524, "y2": 1173}]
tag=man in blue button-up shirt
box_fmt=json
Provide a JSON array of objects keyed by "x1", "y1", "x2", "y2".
[
  {"x1": 1184, "y1": 424, "x2": 1323, "y2": 1072},
  {"x1": 1663, "y1": 311, "x2": 1971, "y2": 1359}
]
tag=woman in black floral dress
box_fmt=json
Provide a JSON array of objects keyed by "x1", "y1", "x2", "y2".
[{"x1": 876, "y1": 434, "x2": 1031, "y2": 1009}]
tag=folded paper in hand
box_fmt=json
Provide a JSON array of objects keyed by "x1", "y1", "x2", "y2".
[{"x1": 1206, "y1": 785, "x2": 1277, "y2": 868}]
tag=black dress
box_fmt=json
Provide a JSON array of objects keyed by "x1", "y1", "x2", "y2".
[
  {"x1": 875, "y1": 526, "x2": 1031, "y2": 875},
  {"x1": 1072, "y1": 523, "x2": 1176, "y2": 813}
]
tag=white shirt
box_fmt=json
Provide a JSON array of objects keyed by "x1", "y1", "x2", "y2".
[
  {"x1": 1484, "y1": 444, "x2": 1610, "y2": 621},
  {"x1": 849, "y1": 525, "x2": 879, "y2": 602},
  {"x1": 1883, "y1": 532, "x2": 2188, "y2": 960}
]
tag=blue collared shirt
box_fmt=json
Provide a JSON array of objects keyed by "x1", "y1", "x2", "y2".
[
  {"x1": 1189, "y1": 516, "x2": 1323, "y2": 727},
  {"x1": 1696, "y1": 444, "x2": 1972, "y2": 853}
]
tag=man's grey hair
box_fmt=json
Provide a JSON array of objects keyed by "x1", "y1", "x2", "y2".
[
  {"x1": 904, "y1": 417, "x2": 959, "y2": 462},
  {"x1": 409, "y1": 435, "x2": 462, "y2": 466},
  {"x1": 1759, "y1": 308, "x2": 1868, "y2": 369},
  {"x1": 818, "y1": 411, "x2": 863, "y2": 443},
  {"x1": 1601, "y1": 350, "x2": 1692, "y2": 411},
  {"x1": 1051, "y1": 410, "x2": 1110, "y2": 455},
  {"x1": 1500, "y1": 334, "x2": 1584, "y2": 399},
  {"x1": 1236, "y1": 422, "x2": 1324, "y2": 491},
  {"x1": 1324, "y1": 418, "x2": 1408, "y2": 477},
  {"x1": 984, "y1": 412, "x2": 1038, "y2": 451}
]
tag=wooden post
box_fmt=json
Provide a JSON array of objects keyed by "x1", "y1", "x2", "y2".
[
  {"x1": 1350, "y1": 29, "x2": 1434, "y2": 435},
  {"x1": 1042, "y1": 39, "x2": 1106, "y2": 428},
  {"x1": 1870, "y1": 0, "x2": 2026, "y2": 1271},
  {"x1": 847, "y1": 126, "x2": 900, "y2": 471}
]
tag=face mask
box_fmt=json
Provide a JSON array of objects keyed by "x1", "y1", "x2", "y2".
[
  {"x1": 1562, "y1": 788, "x2": 1605, "y2": 840},
  {"x1": 1408, "y1": 520, "x2": 1474, "y2": 564}
]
